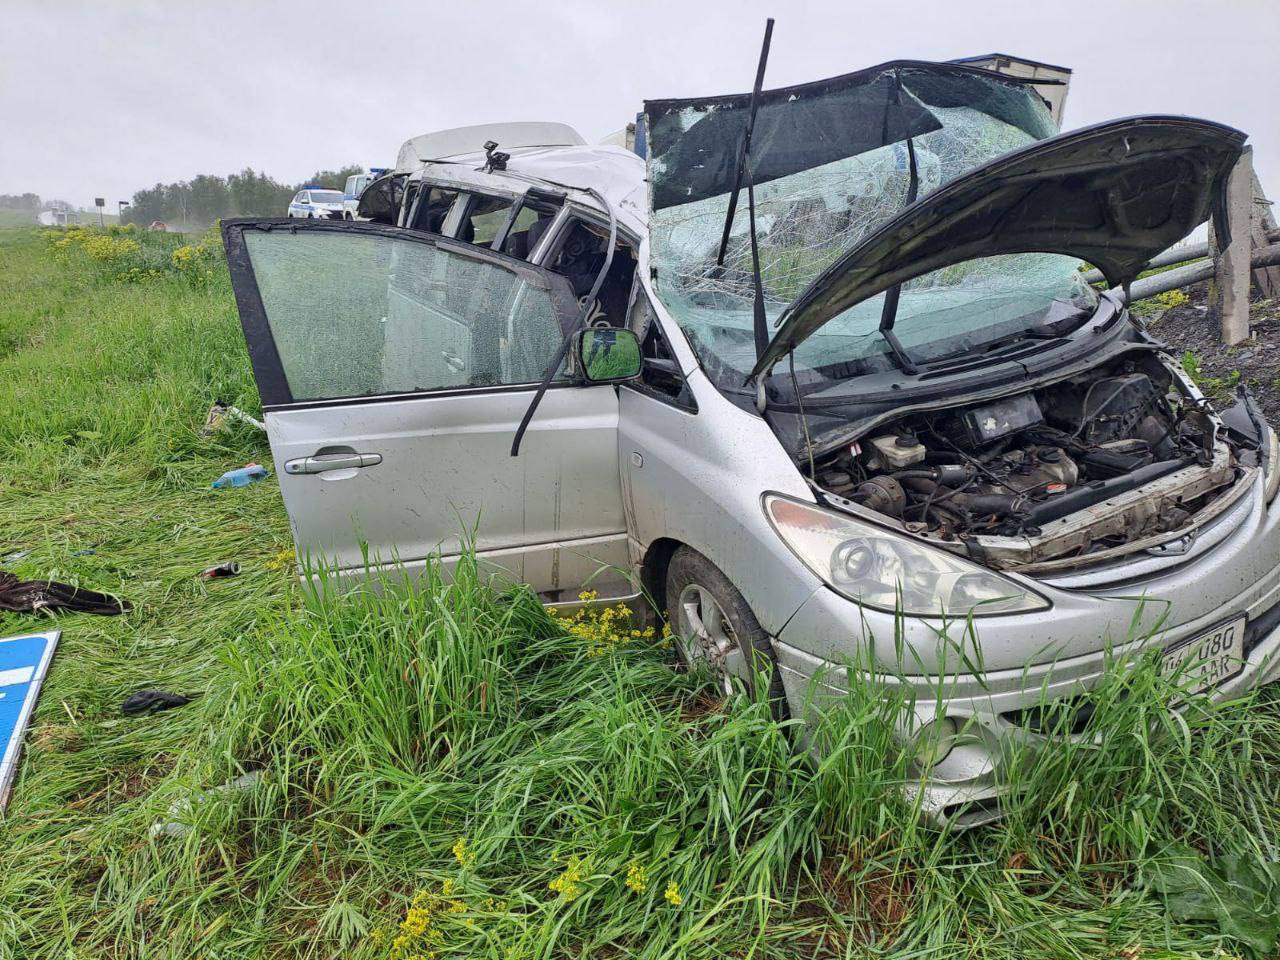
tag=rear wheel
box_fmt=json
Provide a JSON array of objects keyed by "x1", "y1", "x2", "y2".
[{"x1": 665, "y1": 546, "x2": 787, "y2": 714}]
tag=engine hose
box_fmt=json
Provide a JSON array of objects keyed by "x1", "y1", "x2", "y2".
[
  {"x1": 898, "y1": 476, "x2": 1023, "y2": 519},
  {"x1": 1023, "y1": 457, "x2": 1190, "y2": 526},
  {"x1": 891, "y1": 464, "x2": 973, "y2": 486}
]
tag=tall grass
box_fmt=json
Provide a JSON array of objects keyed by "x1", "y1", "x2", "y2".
[{"x1": 1, "y1": 224, "x2": 1279, "y2": 958}]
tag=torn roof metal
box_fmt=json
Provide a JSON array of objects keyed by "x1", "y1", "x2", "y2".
[
  {"x1": 405, "y1": 144, "x2": 648, "y2": 230},
  {"x1": 644, "y1": 59, "x2": 1058, "y2": 210},
  {"x1": 395, "y1": 122, "x2": 586, "y2": 171}
]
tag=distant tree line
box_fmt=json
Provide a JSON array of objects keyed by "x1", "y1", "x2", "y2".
[
  {"x1": 119, "y1": 165, "x2": 365, "y2": 231},
  {"x1": 0, "y1": 193, "x2": 46, "y2": 211}
]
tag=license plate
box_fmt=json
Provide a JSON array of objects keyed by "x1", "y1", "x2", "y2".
[{"x1": 1161, "y1": 615, "x2": 1246, "y2": 696}]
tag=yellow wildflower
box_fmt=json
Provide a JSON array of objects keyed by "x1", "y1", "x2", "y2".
[
  {"x1": 548, "y1": 857, "x2": 584, "y2": 902},
  {"x1": 625, "y1": 861, "x2": 648, "y2": 895},
  {"x1": 664, "y1": 880, "x2": 682, "y2": 906},
  {"x1": 452, "y1": 837, "x2": 475, "y2": 868}
]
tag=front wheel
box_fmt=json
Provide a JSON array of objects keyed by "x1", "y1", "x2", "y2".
[{"x1": 665, "y1": 546, "x2": 788, "y2": 714}]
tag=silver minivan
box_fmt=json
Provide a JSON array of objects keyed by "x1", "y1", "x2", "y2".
[{"x1": 223, "y1": 61, "x2": 1280, "y2": 825}]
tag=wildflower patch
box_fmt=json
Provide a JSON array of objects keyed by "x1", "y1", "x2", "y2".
[{"x1": 552, "y1": 590, "x2": 665, "y2": 657}]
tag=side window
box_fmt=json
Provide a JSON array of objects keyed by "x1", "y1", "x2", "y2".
[
  {"x1": 501, "y1": 199, "x2": 561, "y2": 260},
  {"x1": 457, "y1": 194, "x2": 514, "y2": 248},
  {"x1": 236, "y1": 229, "x2": 577, "y2": 402},
  {"x1": 410, "y1": 186, "x2": 460, "y2": 235},
  {"x1": 545, "y1": 218, "x2": 638, "y2": 326},
  {"x1": 628, "y1": 289, "x2": 696, "y2": 411}
]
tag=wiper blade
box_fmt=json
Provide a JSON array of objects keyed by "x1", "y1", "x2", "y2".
[
  {"x1": 714, "y1": 19, "x2": 774, "y2": 271},
  {"x1": 923, "y1": 329, "x2": 1067, "y2": 368},
  {"x1": 714, "y1": 19, "x2": 775, "y2": 365}
]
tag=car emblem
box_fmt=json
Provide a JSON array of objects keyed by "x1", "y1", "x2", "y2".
[{"x1": 1146, "y1": 530, "x2": 1198, "y2": 556}]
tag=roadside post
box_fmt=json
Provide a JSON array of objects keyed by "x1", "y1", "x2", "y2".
[{"x1": 1209, "y1": 147, "x2": 1254, "y2": 345}]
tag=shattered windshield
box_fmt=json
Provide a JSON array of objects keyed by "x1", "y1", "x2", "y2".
[{"x1": 645, "y1": 63, "x2": 1094, "y2": 389}]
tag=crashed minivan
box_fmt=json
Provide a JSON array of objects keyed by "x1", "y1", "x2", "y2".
[{"x1": 222, "y1": 61, "x2": 1280, "y2": 825}]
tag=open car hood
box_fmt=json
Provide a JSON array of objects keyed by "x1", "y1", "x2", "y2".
[{"x1": 751, "y1": 116, "x2": 1245, "y2": 376}]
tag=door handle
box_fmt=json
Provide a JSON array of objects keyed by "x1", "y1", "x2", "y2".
[
  {"x1": 283, "y1": 452, "x2": 382, "y2": 475},
  {"x1": 441, "y1": 350, "x2": 465, "y2": 372}
]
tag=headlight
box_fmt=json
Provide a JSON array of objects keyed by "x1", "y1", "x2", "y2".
[{"x1": 764, "y1": 494, "x2": 1050, "y2": 617}]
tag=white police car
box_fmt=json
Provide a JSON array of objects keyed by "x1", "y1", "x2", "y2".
[
  {"x1": 287, "y1": 187, "x2": 346, "y2": 219},
  {"x1": 341, "y1": 168, "x2": 390, "y2": 220}
]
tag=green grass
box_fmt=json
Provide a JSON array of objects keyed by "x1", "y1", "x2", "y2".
[{"x1": 2, "y1": 224, "x2": 1280, "y2": 958}]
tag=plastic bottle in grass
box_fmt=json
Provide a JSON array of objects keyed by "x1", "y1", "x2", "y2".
[{"x1": 211, "y1": 463, "x2": 269, "y2": 489}]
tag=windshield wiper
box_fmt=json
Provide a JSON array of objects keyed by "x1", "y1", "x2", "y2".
[
  {"x1": 715, "y1": 18, "x2": 774, "y2": 363},
  {"x1": 922, "y1": 329, "x2": 1068, "y2": 371}
]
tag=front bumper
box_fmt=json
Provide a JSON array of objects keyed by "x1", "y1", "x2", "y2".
[{"x1": 773, "y1": 477, "x2": 1280, "y2": 827}]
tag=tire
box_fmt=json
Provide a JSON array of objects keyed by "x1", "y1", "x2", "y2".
[
  {"x1": 344, "y1": 212, "x2": 353, "y2": 221},
  {"x1": 306, "y1": 213, "x2": 314, "y2": 219},
  {"x1": 665, "y1": 546, "x2": 788, "y2": 715}
]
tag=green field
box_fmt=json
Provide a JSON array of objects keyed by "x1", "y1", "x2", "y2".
[{"x1": 2, "y1": 223, "x2": 1280, "y2": 959}]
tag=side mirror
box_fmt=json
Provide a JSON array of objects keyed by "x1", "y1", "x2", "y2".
[{"x1": 574, "y1": 327, "x2": 642, "y2": 383}]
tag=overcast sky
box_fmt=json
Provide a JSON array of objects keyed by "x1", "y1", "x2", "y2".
[{"x1": 4, "y1": 0, "x2": 1277, "y2": 210}]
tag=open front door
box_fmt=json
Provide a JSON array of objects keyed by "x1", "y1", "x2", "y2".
[{"x1": 222, "y1": 218, "x2": 631, "y2": 600}]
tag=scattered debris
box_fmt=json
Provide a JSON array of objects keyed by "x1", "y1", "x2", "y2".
[
  {"x1": 0, "y1": 572, "x2": 130, "y2": 616},
  {"x1": 227, "y1": 405, "x2": 266, "y2": 432},
  {"x1": 201, "y1": 402, "x2": 267, "y2": 437},
  {"x1": 210, "y1": 463, "x2": 268, "y2": 489},
  {"x1": 121, "y1": 690, "x2": 195, "y2": 716},
  {"x1": 2, "y1": 551, "x2": 30, "y2": 564},
  {"x1": 149, "y1": 769, "x2": 264, "y2": 839},
  {"x1": 198, "y1": 561, "x2": 241, "y2": 579},
  {"x1": 1, "y1": 630, "x2": 61, "y2": 811},
  {"x1": 200, "y1": 403, "x2": 228, "y2": 437}
]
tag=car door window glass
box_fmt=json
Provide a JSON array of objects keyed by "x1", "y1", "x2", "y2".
[
  {"x1": 240, "y1": 230, "x2": 573, "y2": 401},
  {"x1": 411, "y1": 186, "x2": 460, "y2": 235},
  {"x1": 458, "y1": 194, "x2": 514, "y2": 247},
  {"x1": 501, "y1": 199, "x2": 562, "y2": 260}
]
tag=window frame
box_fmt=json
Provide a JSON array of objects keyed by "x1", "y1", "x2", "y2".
[
  {"x1": 623, "y1": 285, "x2": 698, "y2": 413},
  {"x1": 221, "y1": 217, "x2": 585, "y2": 411},
  {"x1": 407, "y1": 184, "x2": 465, "y2": 235}
]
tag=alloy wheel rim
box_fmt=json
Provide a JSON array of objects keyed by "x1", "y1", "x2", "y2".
[{"x1": 676, "y1": 582, "x2": 746, "y2": 693}]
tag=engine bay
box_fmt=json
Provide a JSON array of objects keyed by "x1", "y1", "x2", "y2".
[{"x1": 814, "y1": 351, "x2": 1256, "y2": 572}]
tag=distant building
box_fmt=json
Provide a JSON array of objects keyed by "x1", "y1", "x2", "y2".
[{"x1": 950, "y1": 53, "x2": 1072, "y2": 127}]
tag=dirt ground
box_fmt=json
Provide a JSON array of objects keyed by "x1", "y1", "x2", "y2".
[{"x1": 1146, "y1": 280, "x2": 1280, "y2": 421}]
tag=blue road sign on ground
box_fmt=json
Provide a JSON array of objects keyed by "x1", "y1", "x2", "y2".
[{"x1": 0, "y1": 630, "x2": 60, "y2": 811}]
